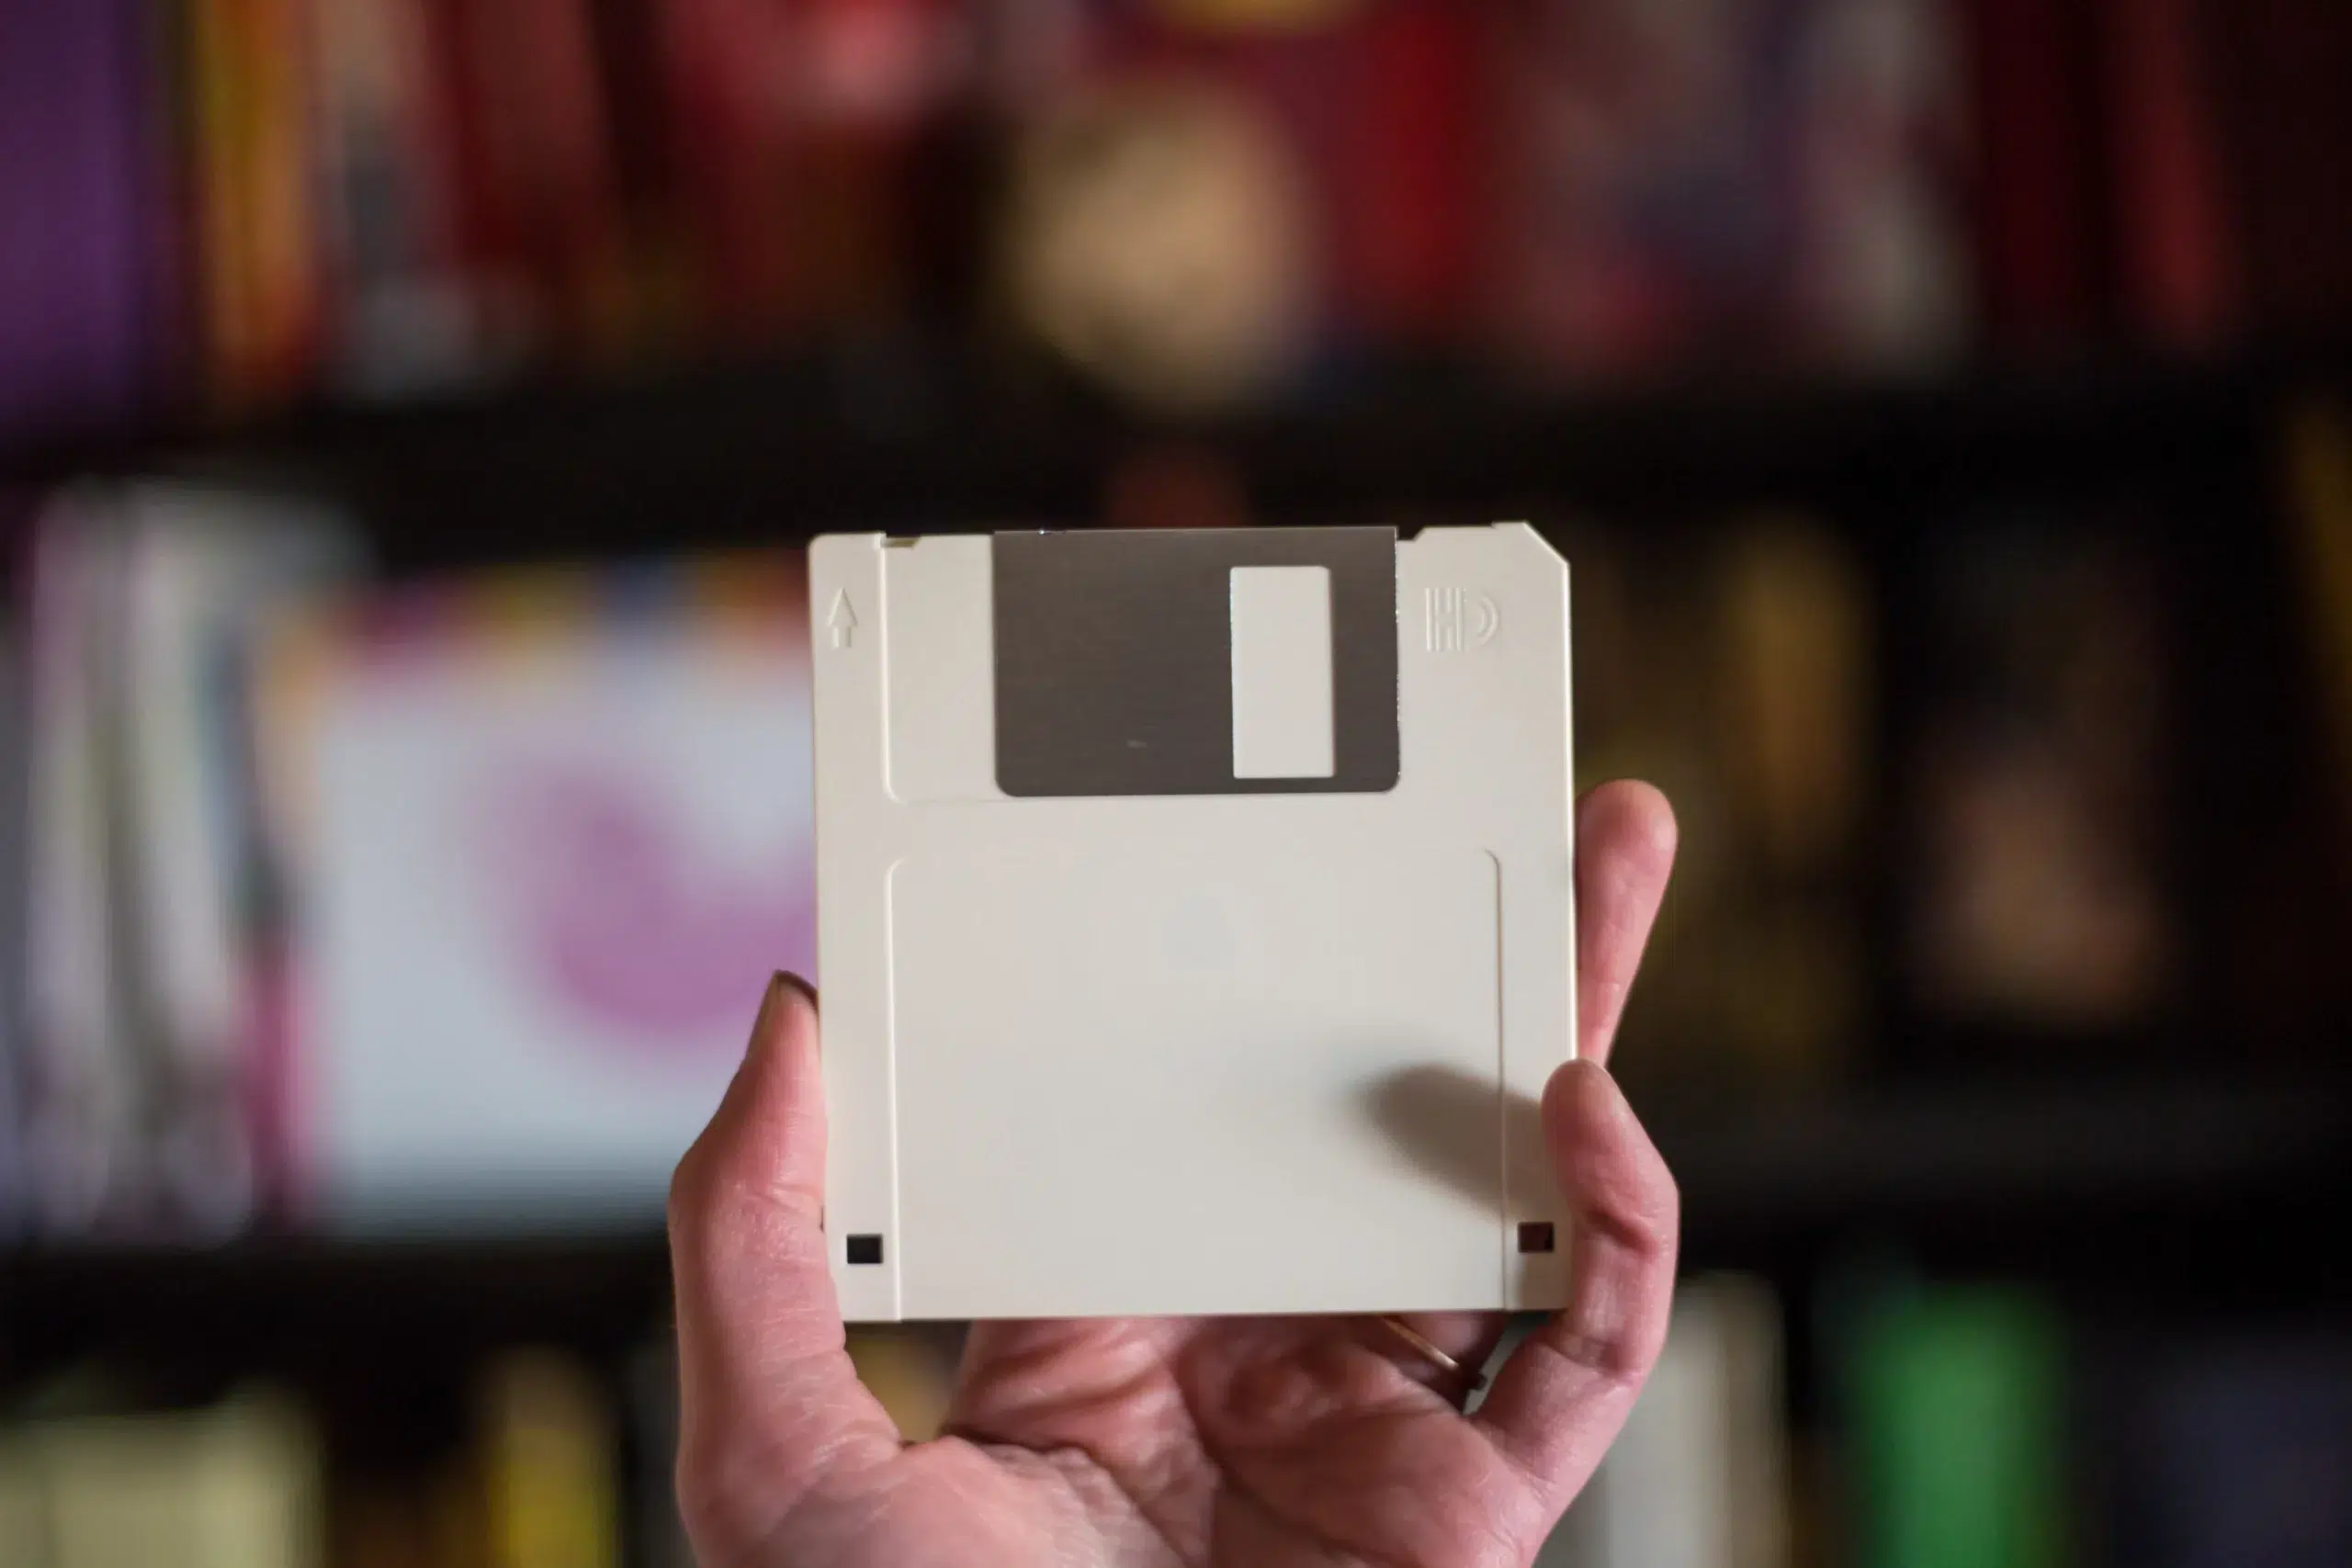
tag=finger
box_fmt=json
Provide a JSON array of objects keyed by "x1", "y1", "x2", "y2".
[
  {"x1": 1471, "y1": 1060, "x2": 1679, "y2": 1517},
  {"x1": 1576, "y1": 782, "x2": 1677, "y2": 1070},
  {"x1": 669, "y1": 975, "x2": 898, "y2": 1548}
]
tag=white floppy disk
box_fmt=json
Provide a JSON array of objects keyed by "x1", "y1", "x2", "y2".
[{"x1": 810, "y1": 525, "x2": 1575, "y2": 1321}]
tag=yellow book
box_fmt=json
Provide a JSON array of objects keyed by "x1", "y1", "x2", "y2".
[
  {"x1": 187, "y1": 0, "x2": 259, "y2": 403},
  {"x1": 479, "y1": 1351, "x2": 621, "y2": 1568},
  {"x1": 241, "y1": 0, "x2": 324, "y2": 397},
  {"x1": 187, "y1": 0, "x2": 322, "y2": 405},
  {"x1": 12, "y1": 1392, "x2": 322, "y2": 1568}
]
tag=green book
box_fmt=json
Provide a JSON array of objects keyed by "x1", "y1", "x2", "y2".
[{"x1": 1849, "y1": 1288, "x2": 2068, "y2": 1568}]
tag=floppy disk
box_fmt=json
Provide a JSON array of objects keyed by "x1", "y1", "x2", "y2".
[{"x1": 810, "y1": 524, "x2": 1575, "y2": 1321}]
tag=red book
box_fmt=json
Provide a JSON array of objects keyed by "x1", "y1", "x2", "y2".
[
  {"x1": 2205, "y1": 0, "x2": 2352, "y2": 336},
  {"x1": 1967, "y1": 0, "x2": 2104, "y2": 344},
  {"x1": 1336, "y1": 0, "x2": 1482, "y2": 344},
  {"x1": 662, "y1": 0, "x2": 961, "y2": 343},
  {"x1": 413, "y1": 0, "x2": 529, "y2": 356},
  {"x1": 417, "y1": 0, "x2": 627, "y2": 363},
  {"x1": 661, "y1": 0, "x2": 801, "y2": 338},
  {"x1": 2100, "y1": 0, "x2": 2241, "y2": 350}
]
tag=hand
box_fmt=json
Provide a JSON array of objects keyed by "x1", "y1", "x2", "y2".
[{"x1": 670, "y1": 782, "x2": 1680, "y2": 1568}]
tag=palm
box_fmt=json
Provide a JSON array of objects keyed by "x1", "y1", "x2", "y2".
[
  {"x1": 943, "y1": 1312, "x2": 1532, "y2": 1564},
  {"x1": 671, "y1": 784, "x2": 1679, "y2": 1568}
]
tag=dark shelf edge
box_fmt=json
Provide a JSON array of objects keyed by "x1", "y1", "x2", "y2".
[
  {"x1": 4, "y1": 1073, "x2": 2342, "y2": 1298},
  {"x1": 8, "y1": 344, "x2": 2349, "y2": 570}
]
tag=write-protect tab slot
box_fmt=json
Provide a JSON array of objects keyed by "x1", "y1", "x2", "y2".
[{"x1": 1229, "y1": 566, "x2": 1335, "y2": 779}]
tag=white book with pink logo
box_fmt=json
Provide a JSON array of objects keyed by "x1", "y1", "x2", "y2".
[{"x1": 261, "y1": 558, "x2": 813, "y2": 1231}]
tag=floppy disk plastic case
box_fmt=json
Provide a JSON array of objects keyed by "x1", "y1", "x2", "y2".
[{"x1": 811, "y1": 525, "x2": 1574, "y2": 1321}]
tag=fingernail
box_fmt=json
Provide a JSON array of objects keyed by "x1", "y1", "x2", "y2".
[{"x1": 748, "y1": 972, "x2": 790, "y2": 1057}]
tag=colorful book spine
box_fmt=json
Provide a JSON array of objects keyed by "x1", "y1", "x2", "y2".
[
  {"x1": 1967, "y1": 0, "x2": 2102, "y2": 344},
  {"x1": 187, "y1": 0, "x2": 328, "y2": 407},
  {"x1": 1327, "y1": 0, "x2": 1483, "y2": 346},
  {"x1": 0, "y1": 0, "x2": 162, "y2": 446},
  {"x1": 451, "y1": 0, "x2": 631, "y2": 361},
  {"x1": 2215, "y1": 0, "x2": 2352, "y2": 335},
  {"x1": 2097, "y1": 1329, "x2": 2352, "y2": 1568},
  {"x1": 479, "y1": 1352, "x2": 622, "y2": 1568},
  {"x1": 0, "y1": 566, "x2": 25, "y2": 1237},
  {"x1": 5, "y1": 1393, "x2": 322, "y2": 1568},
  {"x1": 311, "y1": 0, "x2": 482, "y2": 392},
  {"x1": 1847, "y1": 1288, "x2": 2070, "y2": 1568},
  {"x1": 2100, "y1": 0, "x2": 2241, "y2": 350},
  {"x1": 659, "y1": 0, "x2": 802, "y2": 339},
  {"x1": 22, "y1": 500, "x2": 138, "y2": 1234}
]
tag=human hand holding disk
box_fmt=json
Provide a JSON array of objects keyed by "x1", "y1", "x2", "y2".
[{"x1": 669, "y1": 781, "x2": 1680, "y2": 1568}]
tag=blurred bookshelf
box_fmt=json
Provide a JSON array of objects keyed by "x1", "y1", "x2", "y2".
[
  {"x1": 7, "y1": 333, "x2": 2345, "y2": 1272},
  {"x1": 11, "y1": 309, "x2": 2352, "y2": 1568},
  {"x1": 9, "y1": 0, "x2": 2352, "y2": 1561}
]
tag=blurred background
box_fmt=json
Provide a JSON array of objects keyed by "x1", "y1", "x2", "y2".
[{"x1": 3, "y1": 0, "x2": 2350, "y2": 1563}]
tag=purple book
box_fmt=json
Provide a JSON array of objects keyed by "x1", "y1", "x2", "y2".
[{"x1": 0, "y1": 0, "x2": 168, "y2": 450}]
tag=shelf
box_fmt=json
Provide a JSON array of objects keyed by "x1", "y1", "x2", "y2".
[
  {"x1": 5, "y1": 1072, "x2": 2343, "y2": 1341},
  {"x1": 1652, "y1": 1072, "x2": 2352, "y2": 1217},
  {"x1": 8, "y1": 344, "x2": 2343, "y2": 568}
]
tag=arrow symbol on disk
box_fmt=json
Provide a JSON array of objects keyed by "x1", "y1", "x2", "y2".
[{"x1": 827, "y1": 590, "x2": 857, "y2": 649}]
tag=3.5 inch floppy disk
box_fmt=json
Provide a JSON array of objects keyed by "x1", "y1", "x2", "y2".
[{"x1": 809, "y1": 524, "x2": 1575, "y2": 1322}]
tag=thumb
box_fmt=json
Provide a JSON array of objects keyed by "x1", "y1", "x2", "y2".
[
  {"x1": 669, "y1": 974, "x2": 898, "y2": 1552},
  {"x1": 1471, "y1": 1059, "x2": 1679, "y2": 1522}
]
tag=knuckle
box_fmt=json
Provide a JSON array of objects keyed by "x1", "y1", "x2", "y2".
[{"x1": 1643, "y1": 1168, "x2": 1683, "y2": 1249}]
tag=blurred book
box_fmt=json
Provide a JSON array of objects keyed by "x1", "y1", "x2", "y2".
[
  {"x1": 1323, "y1": 1, "x2": 1483, "y2": 347},
  {"x1": 117, "y1": 490, "x2": 360, "y2": 1232},
  {"x1": 2091, "y1": 1326, "x2": 2352, "y2": 1568},
  {"x1": 1492, "y1": 0, "x2": 1789, "y2": 376},
  {"x1": 663, "y1": 0, "x2": 969, "y2": 344},
  {"x1": 0, "y1": 579, "x2": 25, "y2": 1235},
  {"x1": 447, "y1": 0, "x2": 631, "y2": 364},
  {"x1": 261, "y1": 555, "x2": 813, "y2": 1232},
  {"x1": 1786, "y1": 0, "x2": 1972, "y2": 368},
  {"x1": 2287, "y1": 401, "x2": 2352, "y2": 868},
  {"x1": 2204, "y1": 0, "x2": 2352, "y2": 339},
  {"x1": 1901, "y1": 517, "x2": 2173, "y2": 1036},
  {"x1": 478, "y1": 1351, "x2": 622, "y2": 1568},
  {"x1": 1575, "y1": 514, "x2": 1868, "y2": 1093},
  {"x1": 0, "y1": 0, "x2": 169, "y2": 446},
  {"x1": 311, "y1": 0, "x2": 488, "y2": 394},
  {"x1": 1843, "y1": 1285, "x2": 2069, "y2": 1568},
  {"x1": 186, "y1": 0, "x2": 330, "y2": 409},
  {"x1": 2098, "y1": 0, "x2": 2241, "y2": 350},
  {"x1": 1540, "y1": 1277, "x2": 1790, "y2": 1568},
  {"x1": 0, "y1": 1391, "x2": 323, "y2": 1568},
  {"x1": 21, "y1": 499, "x2": 133, "y2": 1235},
  {"x1": 1494, "y1": 0, "x2": 1967, "y2": 378},
  {"x1": 19, "y1": 487, "x2": 357, "y2": 1238},
  {"x1": 625, "y1": 1334, "x2": 695, "y2": 1568},
  {"x1": 1965, "y1": 0, "x2": 2103, "y2": 345}
]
